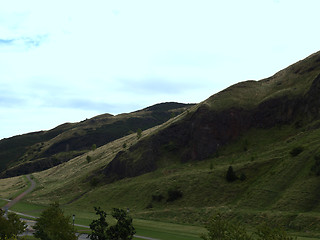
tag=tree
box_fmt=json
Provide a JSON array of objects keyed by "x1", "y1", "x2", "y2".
[
  {"x1": 33, "y1": 202, "x2": 77, "y2": 240},
  {"x1": 107, "y1": 208, "x2": 135, "y2": 240},
  {"x1": 89, "y1": 207, "x2": 108, "y2": 240},
  {"x1": 226, "y1": 166, "x2": 237, "y2": 182},
  {"x1": 89, "y1": 207, "x2": 135, "y2": 240},
  {"x1": 0, "y1": 209, "x2": 26, "y2": 239}
]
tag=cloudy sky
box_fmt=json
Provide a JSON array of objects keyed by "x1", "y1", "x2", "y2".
[{"x1": 1, "y1": 0, "x2": 319, "y2": 139}]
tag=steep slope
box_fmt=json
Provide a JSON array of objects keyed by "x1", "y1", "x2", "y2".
[
  {"x1": 103, "y1": 51, "x2": 320, "y2": 181},
  {"x1": 0, "y1": 102, "x2": 195, "y2": 178},
  {"x1": 6, "y1": 50, "x2": 320, "y2": 235}
]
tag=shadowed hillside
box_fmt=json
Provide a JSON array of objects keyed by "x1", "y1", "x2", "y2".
[{"x1": 0, "y1": 102, "x2": 195, "y2": 178}]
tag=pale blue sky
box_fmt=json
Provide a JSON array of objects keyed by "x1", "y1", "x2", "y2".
[{"x1": 1, "y1": 0, "x2": 319, "y2": 139}]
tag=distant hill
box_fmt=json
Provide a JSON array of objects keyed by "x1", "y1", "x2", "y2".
[{"x1": 0, "y1": 102, "x2": 195, "y2": 178}]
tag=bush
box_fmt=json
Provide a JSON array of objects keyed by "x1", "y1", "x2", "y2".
[
  {"x1": 167, "y1": 188, "x2": 183, "y2": 202},
  {"x1": 201, "y1": 214, "x2": 251, "y2": 240},
  {"x1": 255, "y1": 223, "x2": 296, "y2": 240},
  {"x1": 87, "y1": 155, "x2": 92, "y2": 163},
  {"x1": 92, "y1": 144, "x2": 97, "y2": 151},
  {"x1": 226, "y1": 166, "x2": 237, "y2": 182},
  {"x1": 152, "y1": 194, "x2": 164, "y2": 202},
  {"x1": 136, "y1": 129, "x2": 142, "y2": 139},
  {"x1": 239, "y1": 173, "x2": 247, "y2": 181},
  {"x1": 290, "y1": 146, "x2": 304, "y2": 157},
  {"x1": 201, "y1": 213, "x2": 297, "y2": 240},
  {"x1": 90, "y1": 177, "x2": 100, "y2": 187}
]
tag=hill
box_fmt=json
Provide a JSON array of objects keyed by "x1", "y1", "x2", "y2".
[
  {"x1": 1, "y1": 51, "x2": 320, "y2": 238},
  {"x1": 102, "y1": 51, "x2": 320, "y2": 181},
  {"x1": 0, "y1": 102, "x2": 195, "y2": 178}
]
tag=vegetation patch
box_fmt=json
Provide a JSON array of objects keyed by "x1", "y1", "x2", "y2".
[
  {"x1": 290, "y1": 146, "x2": 304, "y2": 157},
  {"x1": 167, "y1": 188, "x2": 183, "y2": 202}
]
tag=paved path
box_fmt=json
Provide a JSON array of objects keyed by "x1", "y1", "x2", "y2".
[{"x1": 2, "y1": 175, "x2": 36, "y2": 211}]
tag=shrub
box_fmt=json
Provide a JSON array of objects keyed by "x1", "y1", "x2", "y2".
[
  {"x1": 201, "y1": 213, "x2": 251, "y2": 240},
  {"x1": 146, "y1": 202, "x2": 153, "y2": 209},
  {"x1": 167, "y1": 188, "x2": 183, "y2": 202},
  {"x1": 92, "y1": 144, "x2": 97, "y2": 151},
  {"x1": 226, "y1": 166, "x2": 237, "y2": 182},
  {"x1": 87, "y1": 155, "x2": 92, "y2": 163},
  {"x1": 255, "y1": 223, "x2": 296, "y2": 240},
  {"x1": 290, "y1": 146, "x2": 304, "y2": 157},
  {"x1": 136, "y1": 129, "x2": 142, "y2": 139},
  {"x1": 201, "y1": 214, "x2": 296, "y2": 240},
  {"x1": 90, "y1": 177, "x2": 100, "y2": 187},
  {"x1": 152, "y1": 194, "x2": 164, "y2": 202},
  {"x1": 240, "y1": 173, "x2": 247, "y2": 181}
]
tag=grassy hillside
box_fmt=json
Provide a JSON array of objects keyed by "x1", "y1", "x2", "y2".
[
  {"x1": 7, "y1": 120, "x2": 320, "y2": 238},
  {"x1": 1, "y1": 51, "x2": 320, "y2": 239}
]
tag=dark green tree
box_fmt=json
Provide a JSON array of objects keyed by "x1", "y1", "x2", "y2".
[
  {"x1": 89, "y1": 207, "x2": 135, "y2": 240},
  {"x1": 89, "y1": 207, "x2": 108, "y2": 240},
  {"x1": 226, "y1": 166, "x2": 237, "y2": 182},
  {"x1": 0, "y1": 209, "x2": 26, "y2": 239},
  {"x1": 107, "y1": 208, "x2": 135, "y2": 240},
  {"x1": 33, "y1": 202, "x2": 77, "y2": 240}
]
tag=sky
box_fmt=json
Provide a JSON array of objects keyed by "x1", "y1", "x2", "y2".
[{"x1": 1, "y1": 0, "x2": 320, "y2": 139}]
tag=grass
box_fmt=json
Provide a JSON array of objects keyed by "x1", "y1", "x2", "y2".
[
  {"x1": 0, "y1": 199, "x2": 8, "y2": 207},
  {"x1": 0, "y1": 175, "x2": 29, "y2": 200}
]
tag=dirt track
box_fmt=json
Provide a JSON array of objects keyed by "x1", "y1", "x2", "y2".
[{"x1": 2, "y1": 175, "x2": 36, "y2": 210}]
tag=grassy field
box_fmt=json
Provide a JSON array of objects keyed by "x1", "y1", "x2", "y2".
[{"x1": 0, "y1": 175, "x2": 29, "y2": 200}]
